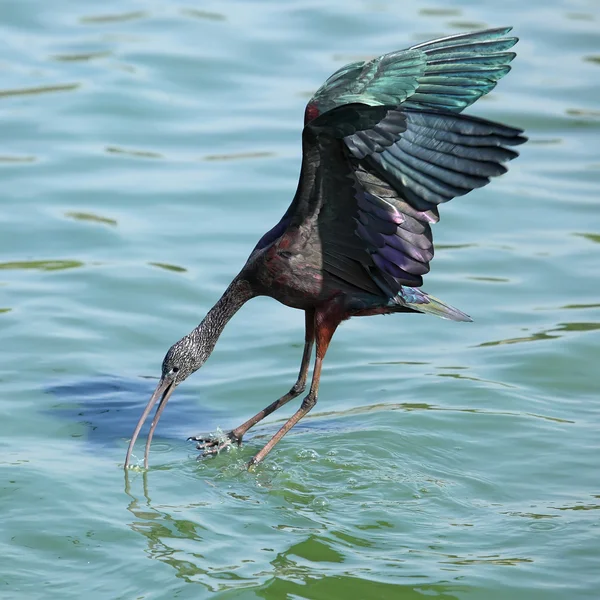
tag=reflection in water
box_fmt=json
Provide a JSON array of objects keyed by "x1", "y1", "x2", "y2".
[
  {"x1": 566, "y1": 108, "x2": 600, "y2": 119},
  {"x1": 123, "y1": 466, "x2": 534, "y2": 596},
  {"x1": 0, "y1": 83, "x2": 80, "y2": 98},
  {"x1": 467, "y1": 276, "x2": 510, "y2": 283},
  {"x1": 253, "y1": 577, "x2": 473, "y2": 600},
  {"x1": 65, "y1": 212, "x2": 117, "y2": 226},
  {"x1": 566, "y1": 12, "x2": 595, "y2": 20},
  {"x1": 284, "y1": 399, "x2": 574, "y2": 426},
  {"x1": 551, "y1": 502, "x2": 600, "y2": 511},
  {"x1": 105, "y1": 146, "x2": 163, "y2": 159},
  {"x1": 370, "y1": 360, "x2": 429, "y2": 365},
  {"x1": 79, "y1": 11, "x2": 147, "y2": 24},
  {"x1": 203, "y1": 152, "x2": 275, "y2": 161},
  {"x1": 124, "y1": 470, "x2": 221, "y2": 591},
  {"x1": 481, "y1": 331, "x2": 558, "y2": 346},
  {"x1": 447, "y1": 21, "x2": 488, "y2": 31},
  {"x1": 558, "y1": 322, "x2": 600, "y2": 332},
  {"x1": 418, "y1": 8, "x2": 461, "y2": 16},
  {"x1": 441, "y1": 555, "x2": 533, "y2": 566},
  {"x1": 180, "y1": 8, "x2": 226, "y2": 21},
  {"x1": 123, "y1": 471, "x2": 458, "y2": 596},
  {"x1": 52, "y1": 51, "x2": 111, "y2": 62},
  {"x1": 574, "y1": 232, "x2": 600, "y2": 244},
  {"x1": 502, "y1": 511, "x2": 559, "y2": 519},
  {"x1": 437, "y1": 372, "x2": 515, "y2": 388},
  {"x1": 0, "y1": 155, "x2": 36, "y2": 163},
  {"x1": 528, "y1": 138, "x2": 562, "y2": 145},
  {"x1": 435, "y1": 243, "x2": 476, "y2": 250},
  {"x1": 0, "y1": 259, "x2": 84, "y2": 271},
  {"x1": 149, "y1": 262, "x2": 187, "y2": 273},
  {"x1": 560, "y1": 303, "x2": 600, "y2": 310},
  {"x1": 478, "y1": 321, "x2": 600, "y2": 347}
]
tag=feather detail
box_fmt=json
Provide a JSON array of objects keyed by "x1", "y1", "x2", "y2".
[
  {"x1": 265, "y1": 27, "x2": 526, "y2": 312},
  {"x1": 396, "y1": 287, "x2": 472, "y2": 322},
  {"x1": 307, "y1": 27, "x2": 518, "y2": 121},
  {"x1": 353, "y1": 109, "x2": 526, "y2": 211}
]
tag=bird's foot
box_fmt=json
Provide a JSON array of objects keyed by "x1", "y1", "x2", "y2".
[{"x1": 188, "y1": 430, "x2": 242, "y2": 458}]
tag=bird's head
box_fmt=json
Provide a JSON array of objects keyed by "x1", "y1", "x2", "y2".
[
  {"x1": 161, "y1": 333, "x2": 205, "y2": 385},
  {"x1": 124, "y1": 330, "x2": 210, "y2": 469},
  {"x1": 123, "y1": 277, "x2": 252, "y2": 470}
]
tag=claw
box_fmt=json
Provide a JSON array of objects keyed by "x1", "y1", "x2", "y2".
[
  {"x1": 192, "y1": 438, "x2": 219, "y2": 450},
  {"x1": 188, "y1": 430, "x2": 241, "y2": 459}
]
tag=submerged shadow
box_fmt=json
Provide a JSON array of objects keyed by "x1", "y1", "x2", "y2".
[{"x1": 45, "y1": 374, "x2": 217, "y2": 451}]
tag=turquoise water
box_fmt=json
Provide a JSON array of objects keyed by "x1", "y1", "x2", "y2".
[{"x1": 2, "y1": 1, "x2": 599, "y2": 598}]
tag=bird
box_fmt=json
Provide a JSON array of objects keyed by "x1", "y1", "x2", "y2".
[{"x1": 124, "y1": 27, "x2": 526, "y2": 471}]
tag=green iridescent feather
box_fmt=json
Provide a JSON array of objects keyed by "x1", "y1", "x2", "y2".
[{"x1": 309, "y1": 27, "x2": 518, "y2": 116}]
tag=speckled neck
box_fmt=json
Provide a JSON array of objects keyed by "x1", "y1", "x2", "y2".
[{"x1": 189, "y1": 277, "x2": 255, "y2": 362}]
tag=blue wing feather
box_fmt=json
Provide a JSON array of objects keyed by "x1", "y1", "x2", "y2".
[{"x1": 347, "y1": 108, "x2": 525, "y2": 285}]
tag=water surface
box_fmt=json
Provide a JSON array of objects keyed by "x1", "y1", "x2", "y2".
[{"x1": 1, "y1": 0, "x2": 599, "y2": 598}]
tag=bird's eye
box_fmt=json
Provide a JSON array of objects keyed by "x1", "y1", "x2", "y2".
[{"x1": 172, "y1": 366, "x2": 179, "y2": 373}]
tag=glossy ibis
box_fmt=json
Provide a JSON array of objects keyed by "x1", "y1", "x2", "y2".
[{"x1": 124, "y1": 27, "x2": 526, "y2": 470}]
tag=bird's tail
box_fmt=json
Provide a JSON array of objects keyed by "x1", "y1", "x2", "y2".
[{"x1": 398, "y1": 287, "x2": 472, "y2": 322}]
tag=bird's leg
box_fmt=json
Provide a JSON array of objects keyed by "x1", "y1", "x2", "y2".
[
  {"x1": 190, "y1": 309, "x2": 315, "y2": 456},
  {"x1": 247, "y1": 306, "x2": 340, "y2": 470},
  {"x1": 230, "y1": 309, "x2": 316, "y2": 441}
]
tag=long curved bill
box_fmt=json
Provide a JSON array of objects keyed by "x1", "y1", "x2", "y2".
[{"x1": 124, "y1": 378, "x2": 176, "y2": 470}]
